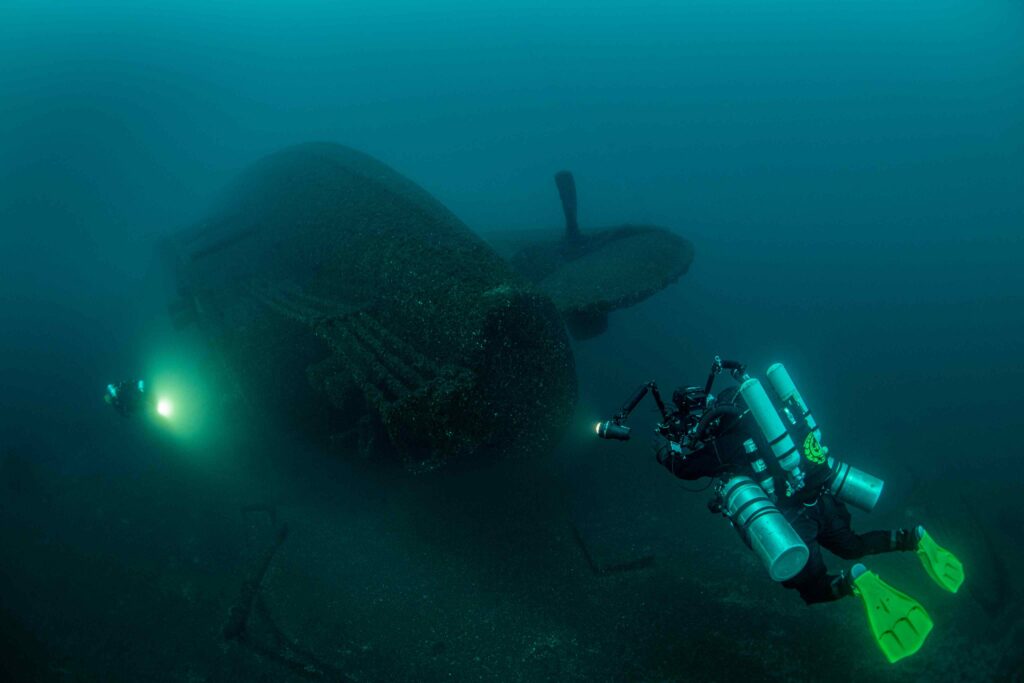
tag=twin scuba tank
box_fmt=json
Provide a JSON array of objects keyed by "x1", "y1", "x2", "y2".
[{"x1": 716, "y1": 363, "x2": 885, "y2": 582}]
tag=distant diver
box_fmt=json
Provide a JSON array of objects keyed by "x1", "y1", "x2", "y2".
[
  {"x1": 596, "y1": 357, "x2": 964, "y2": 663},
  {"x1": 104, "y1": 380, "x2": 172, "y2": 419}
]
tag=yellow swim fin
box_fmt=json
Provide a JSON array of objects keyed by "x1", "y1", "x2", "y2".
[
  {"x1": 916, "y1": 527, "x2": 965, "y2": 593},
  {"x1": 851, "y1": 564, "x2": 933, "y2": 664}
]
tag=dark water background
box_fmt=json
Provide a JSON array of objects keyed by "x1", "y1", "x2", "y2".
[{"x1": 2, "y1": 1, "x2": 1023, "y2": 681}]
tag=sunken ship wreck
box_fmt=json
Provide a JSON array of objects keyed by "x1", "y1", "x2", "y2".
[{"x1": 163, "y1": 143, "x2": 692, "y2": 472}]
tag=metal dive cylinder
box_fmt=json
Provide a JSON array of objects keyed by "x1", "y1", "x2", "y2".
[
  {"x1": 720, "y1": 475, "x2": 809, "y2": 581},
  {"x1": 766, "y1": 363, "x2": 885, "y2": 512},
  {"x1": 738, "y1": 378, "x2": 805, "y2": 494},
  {"x1": 766, "y1": 363, "x2": 821, "y2": 443},
  {"x1": 827, "y1": 457, "x2": 884, "y2": 512},
  {"x1": 744, "y1": 438, "x2": 776, "y2": 501}
]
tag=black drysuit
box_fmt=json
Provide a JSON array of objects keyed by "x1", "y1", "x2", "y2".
[
  {"x1": 778, "y1": 492, "x2": 895, "y2": 603},
  {"x1": 659, "y1": 409, "x2": 900, "y2": 604}
]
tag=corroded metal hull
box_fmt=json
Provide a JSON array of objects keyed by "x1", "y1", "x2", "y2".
[{"x1": 165, "y1": 143, "x2": 577, "y2": 472}]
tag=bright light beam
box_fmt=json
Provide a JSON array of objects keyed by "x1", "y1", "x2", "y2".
[{"x1": 157, "y1": 398, "x2": 174, "y2": 418}]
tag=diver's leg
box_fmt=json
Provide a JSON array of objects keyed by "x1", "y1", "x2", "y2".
[
  {"x1": 782, "y1": 541, "x2": 853, "y2": 604},
  {"x1": 781, "y1": 506, "x2": 851, "y2": 604},
  {"x1": 818, "y1": 494, "x2": 907, "y2": 559}
]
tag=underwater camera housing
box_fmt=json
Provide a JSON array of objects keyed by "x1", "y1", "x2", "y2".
[
  {"x1": 593, "y1": 380, "x2": 698, "y2": 446},
  {"x1": 594, "y1": 356, "x2": 746, "y2": 449}
]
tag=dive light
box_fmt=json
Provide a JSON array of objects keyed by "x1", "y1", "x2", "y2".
[
  {"x1": 596, "y1": 420, "x2": 631, "y2": 441},
  {"x1": 156, "y1": 398, "x2": 174, "y2": 419}
]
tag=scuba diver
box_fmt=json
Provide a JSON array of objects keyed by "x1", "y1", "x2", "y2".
[
  {"x1": 596, "y1": 357, "x2": 964, "y2": 663},
  {"x1": 104, "y1": 380, "x2": 156, "y2": 418}
]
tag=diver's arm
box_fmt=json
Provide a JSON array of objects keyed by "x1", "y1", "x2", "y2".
[{"x1": 656, "y1": 442, "x2": 719, "y2": 481}]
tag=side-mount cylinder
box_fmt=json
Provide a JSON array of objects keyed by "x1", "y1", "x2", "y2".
[
  {"x1": 827, "y1": 457, "x2": 885, "y2": 512},
  {"x1": 765, "y1": 363, "x2": 885, "y2": 512},
  {"x1": 720, "y1": 475, "x2": 809, "y2": 581},
  {"x1": 766, "y1": 363, "x2": 821, "y2": 443},
  {"x1": 744, "y1": 438, "x2": 776, "y2": 501},
  {"x1": 738, "y1": 378, "x2": 805, "y2": 494}
]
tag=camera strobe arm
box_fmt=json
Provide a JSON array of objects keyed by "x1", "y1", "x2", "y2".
[
  {"x1": 720, "y1": 359, "x2": 747, "y2": 376},
  {"x1": 704, "y1": 356, "x2": 748, "y2": 396},
  {"x1": 614, "y1": 380, "x2": 669, "y2": 423},
  {"x1": 649, "y1": 383, "x2": 669, "y2": 422},
  {"x1": 597, "y1": 381, "x2": 670, "y2": 441},
  {"x1": 616, "y1": 382, "x2": 651, "y2": 422}
]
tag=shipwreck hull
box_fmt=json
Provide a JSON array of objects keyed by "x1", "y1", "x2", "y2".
[{"x1": 165, "y1": 143, "x2": 577, "y2": 471}]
